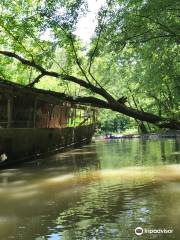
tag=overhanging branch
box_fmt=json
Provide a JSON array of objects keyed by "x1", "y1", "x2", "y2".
[
  {"x1": 0, "y1": 50, "x2": 115, "y2": 103},
  {"x1": 0, "y1": 50, "x2": 45, "y2": 72}
]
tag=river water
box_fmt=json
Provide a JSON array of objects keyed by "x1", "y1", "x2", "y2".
[{"x1": 0, "y1": 138, "x2": 180, "y2": 240}]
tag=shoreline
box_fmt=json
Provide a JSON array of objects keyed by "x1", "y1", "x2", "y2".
[{"x1": 95, "y1": 130, "x2": 180, "y2": 140}]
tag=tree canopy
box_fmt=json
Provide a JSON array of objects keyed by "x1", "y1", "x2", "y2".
[{"x1": 0, "y1": 0, "x2": 179, "y2": 130}]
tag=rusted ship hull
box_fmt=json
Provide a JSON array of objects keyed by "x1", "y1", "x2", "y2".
[
  {"x1": 0, "y1": 80, "x2": 97, "y2": 167},
  {"x1": 0, "y1": 125, "x2": 95, "y2": 167}
]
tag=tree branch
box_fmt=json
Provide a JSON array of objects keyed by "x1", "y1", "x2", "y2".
[
  {"x1": 88, "y1": 26, "x2": 106, "y2": 90},
  {"x1": 129, "y1": 33, "x2": 176, "y2": 44},
  {"x1": 87, "y1": 2, "x2": 111, "y2": 91},
  {"x1": 136, "y1": 14, "x2": 179, "y2": 39},
  {"x1": 88, "y1": 25, "x2": 103, "y2": 74},
  {"x1": 55, "y1": 22, "x2": 91, "y2": 84},
  {"x1": 69, "y1": 36, "x2": 90, "y2": 83},
  {"x1": 0, "y1": 50, "x2": 115, "y2": 102},
  {"x1": 27, "y1": 73, "x2": 46, "y2": 87},
  {"x1": 0, "y1": 18, "x2": 34, "y2": 59},
  {"x1": 0, "y1": 50, "x2": 45, "y2": 72}
]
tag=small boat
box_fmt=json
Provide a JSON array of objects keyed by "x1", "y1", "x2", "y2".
[{"x1": 0, "y1": 80, "x2": 96, "y2": 167}]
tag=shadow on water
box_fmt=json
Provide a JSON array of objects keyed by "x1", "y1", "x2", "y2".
[{"x1": 0, "y1": 138, "x2": 180, "y2": 240}]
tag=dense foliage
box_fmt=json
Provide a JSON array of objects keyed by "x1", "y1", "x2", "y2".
[
  {"x1": 0, "y1": 0, "x2": 179, "y2": 132},
  {"x1": 93, "y1": 0, "x2": 179, "y2": 129}
]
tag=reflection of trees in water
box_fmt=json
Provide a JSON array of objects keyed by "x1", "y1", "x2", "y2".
[
  {"x1": 24, "y1": 143, "x2": 101, "y2": 173},
  {"x1": 147, "y1": 181, "x2": 180, "y2": 238},
  {"x1": 56, "y1": 182, "x2": 164, "y2": 240},
  {"x1": 70, "y1": 146, "x2": 101, "y2": 172},
  {"x1": 172, "y1": 138, "x2": 180, "y2": 163},
  {"x1": 170, "y1": 138, "x2": 180, "y2": 163},
  {"x1": 140, "y1": 138, "x2": 180, "y2": 165},
  {"x1": 174, "y1": 138, "x2": 180, "y2": 152},
  {"x1": 0, "y1": 173, "x2": 159, "y2": 239},
  {"x1": 159, "y1": 138, "x2": 180, "y2": 164},
  {"x1": 0, "y1": 173, "x2": 92, "y2": 240},
  {"x1": 1, "y1": 139, "x2": 179, "y2": 239},
  {"x1": 160, "y1": 140, "x2": 166, "y2": 162},
  {"x1": 96, "y1": 139, "x2": 179, "y2": 168},
  {"x1": 3, "y1": 170, "x2": 178, "y2": 240},
  {"x1": 139, "y1": 139, "x2": 147, "y2": 165},
  {"x1": 0, "y1": 145, "x2": 101, "y2": 240}
]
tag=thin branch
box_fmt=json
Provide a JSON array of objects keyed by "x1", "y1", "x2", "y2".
[
  {"x1": 88, "y1": 26, "x2": 105, "y2": 89},
  {"x1": 114, "y1": 30, "x2": 151, "y2": 44},
  {"x1": 87, "y1": 2, "x2": 109, "y2": 88},
  {"x1": 70, "y1": 38, "x2": 115, "y2": 102},
  {"x1": 53, "y1": 21, "x2": 92, "y2": 83},
  {"x1": 88, "y1": 26, "x2": 103, "y2": 74},
  {"x1": 0, "y1": 71, "x2": 7, "y2": 80},
  {"x1": 69, "y1": 35, "x2": 91, "y2": 83},
  {"x1": 136, "y1": 14, "x2": 179, "y2": 39},
  {"x1": 27, "y1": 73, "x2": 46, "y2": 87},
  {"x1": 0, "y1": 19, "x2": 34, "y2": 59},
  {"x1": 166, "y1": 8, "x2": 180, "y2": 11},
  {"x1": 87, "y1": 0, "x2": 116, "y2": 96},
  {"x1": 21, "y1": 26, "x2": 71, "y2": 92},
  {"x1": 27, "y1": 31, "x2": 68, "y2": 75},
  {"x1": 0, "y1": 17, "x2": 69, "y2": 76},
  {"x1": 0, "y1": 16, "x2": 71, "y2": 92},
  {"x1": 129, "y1": 33, "x2": 176, "y2": 44},
  {"x1": 22, "y1": 12, "x2": 106, "y2": 95}
]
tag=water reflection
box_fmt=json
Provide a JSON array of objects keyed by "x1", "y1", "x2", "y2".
[{"x1": 0, "y1": 138, "x2": 179, "y2": 240}]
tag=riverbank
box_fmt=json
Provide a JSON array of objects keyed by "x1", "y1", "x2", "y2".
[{"x1": 95, "y1": 130, "x2": 180, "y2": 140}]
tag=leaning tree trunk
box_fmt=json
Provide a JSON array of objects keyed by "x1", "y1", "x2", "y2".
[{"x1": 42, "y1": 92, "x2": 180, "y2": 130}]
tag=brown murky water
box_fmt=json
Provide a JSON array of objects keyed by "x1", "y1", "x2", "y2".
[{"x1": 0, "y1": 138, "x2": 180, "y2": 240}]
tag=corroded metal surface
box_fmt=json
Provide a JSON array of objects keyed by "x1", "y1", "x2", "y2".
[
  {"x1": 0, "y1": 80, "x2": 97, "y2": 167},
  {"x1": 0, "y1": 80, "x2": 97, "y2": 129}
]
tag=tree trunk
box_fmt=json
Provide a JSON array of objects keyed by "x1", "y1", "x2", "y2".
[{"x1": 58, "y1": 95, "x2": 180, "y2": 130}]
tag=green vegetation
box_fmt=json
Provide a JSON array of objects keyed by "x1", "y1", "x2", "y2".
[
  {"x1": 0, "y1": 0, "x2": 179, "y2": 132},
  {"x1": 97, "y1": 110, "x2": 135, "y2": 134}
]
